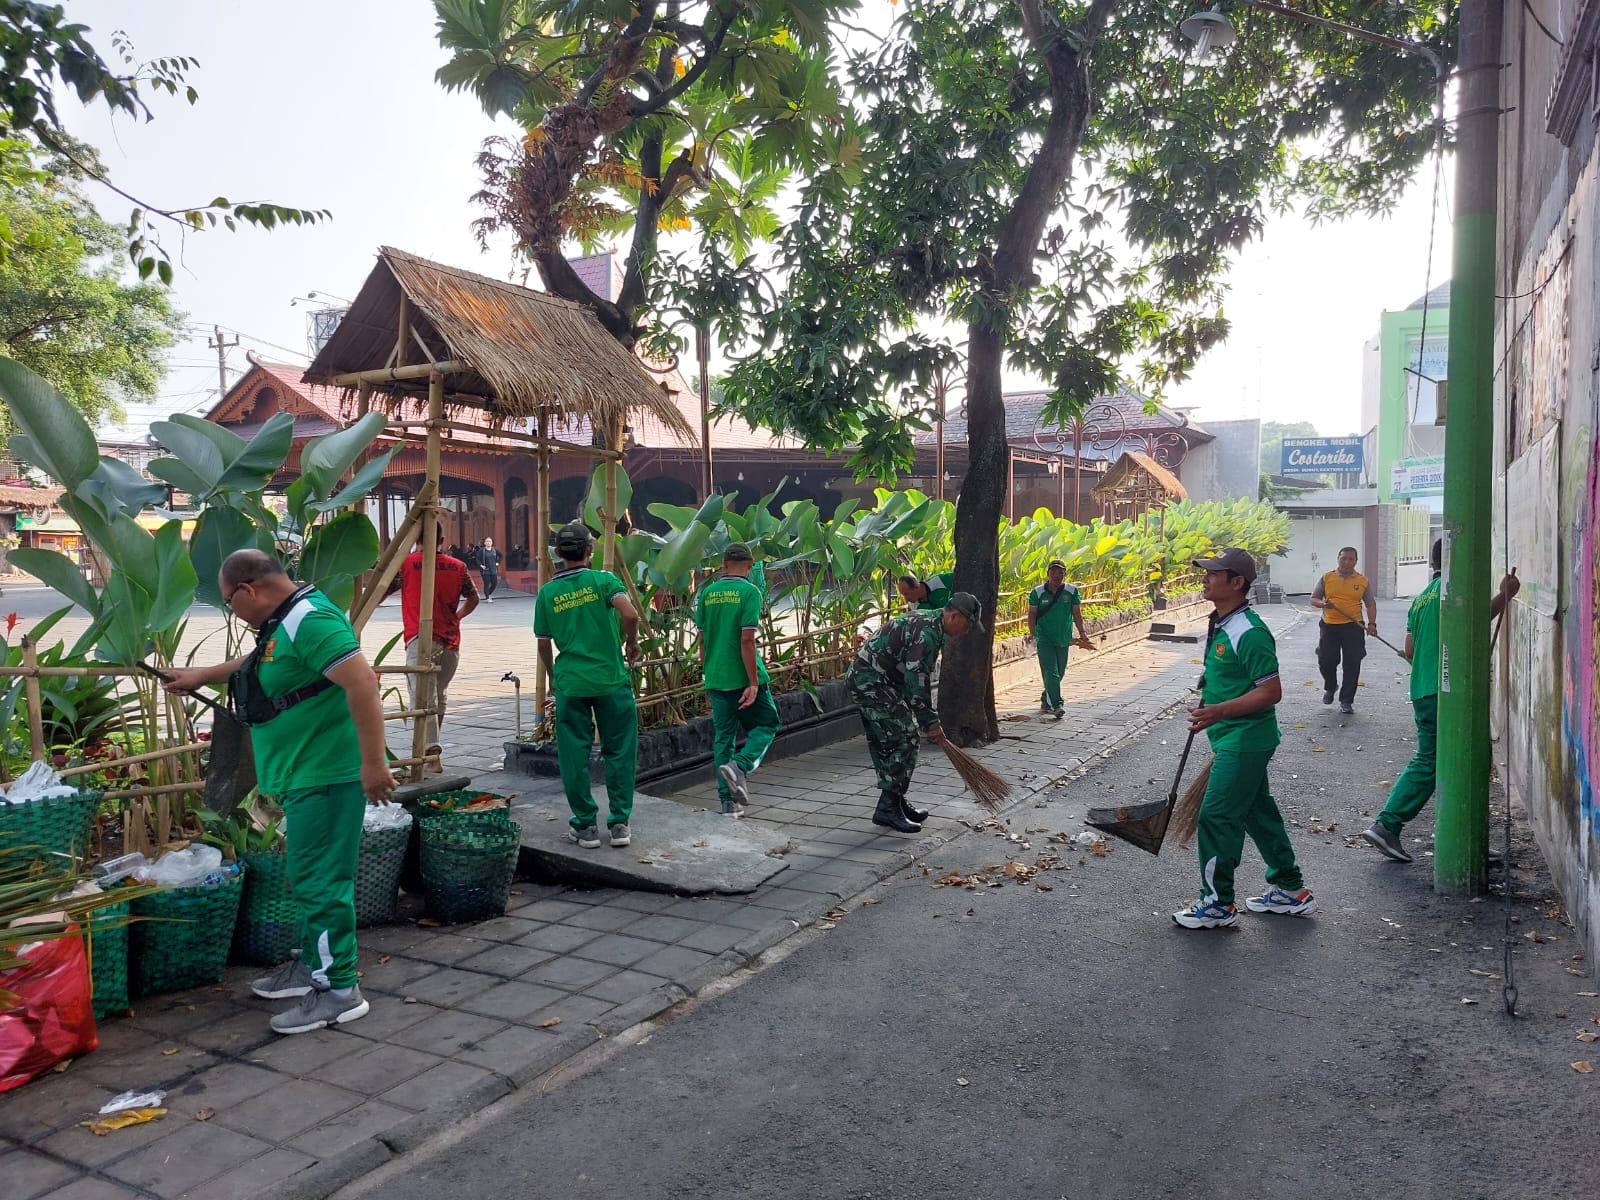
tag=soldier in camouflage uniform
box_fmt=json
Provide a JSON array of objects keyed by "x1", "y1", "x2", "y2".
[{"x1": 849, "y1": 592, "x2": 982, "y2": 833}]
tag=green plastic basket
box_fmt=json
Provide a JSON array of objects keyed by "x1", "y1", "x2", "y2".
[
  {"x1": 0, "y1": 789, "x2": 100, "y2": 865},
  {"x1": 355, "y1": 822, "x2": 410, "y2": 928},
  {"x1": 87, "y1": 898, "x2": 131, "y2": 1020},
  {"x1": 234, "y1": 851, "x2": 300, "y2": 967},
  {"x1": 130, "y1": 872, "x2": 244, "y2": 996},
  {"x1": 402, "y1": 789, "x2": 510, "y2": 895},
  {"x1": 419, "y1": 817, "x2": 519, "y2": 924}
]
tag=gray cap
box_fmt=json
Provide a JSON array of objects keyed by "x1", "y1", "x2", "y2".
[
  {"x1": 724, "y1": 542, "x2": 753, "y2": 563},
  {"x1": 553, "y1": 522, "x2": 594, "y2": 554},
  {"x1": 1193, "y1": 547, "x2": 1257, "y2": 584},
  {"x1": 945, "y1": 591, "x2": 984, "y2": 631}
]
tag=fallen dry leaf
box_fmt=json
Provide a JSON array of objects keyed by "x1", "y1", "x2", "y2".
[
  {"x1": 540, "y1": 1017, "x2": 561, "y2": 1028},
  {"x1": 377, "y1": 954, "x2": 391, "y2": 965},
  {"x1": 1460, "y1": 998, "x2": 1480, "y2": 1005},
  {"x1": 956, "y1": 1077, "x2": 970, "y2": 1087},
  {"x1": 418, "y1": 918, "x2": 443, "y2": 928},
  {"x1": 1577, "y1": 1031, "x2": 1598, "y2": 1043},
  {"x1": 195, "y1": 1107, "x2": 216, "y2": 1121},
  {"x1": 1573, "y1": 1061, "x2": 1594, "y2": 1074},
  {"x1": 1035, "y1": 883, "x2": 1053, "y2": 892},
  {"x1": 1468, "y1": 969, "x2": 1502, "y2": 979},
  {"x1": 817, "y1": 921, "x2": 837, "y2": 931},
  {"x1": 83, "y1": 1109, "x2": 166, "y2": 1135},
  {"x1": 161, "y1": 1048, "x2": 178, "y2": 1056},
  {"x1": 51, "y1": 1058, "x2": 72, "y2": 1073},
  {"x1": 692, "y1": 840, "x2": 709, "y2": 848},
  {"x1": 403, "y1": 996, "x2": 418, "y2": 1004},
  {"x1": 1567, "y1": 968, "x2": 1586, "y2": 976}
]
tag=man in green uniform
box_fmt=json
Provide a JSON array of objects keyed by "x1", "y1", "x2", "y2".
[
  {"x1": 1174, "y1": 547, "x2": 1315, "y2": 930},
  {"x1": 1026, "y1": 558, "x2": 1095, "y2": 719},
  {"x1": 896, "y1": 571, "x2": 953, "y2": 612},
  {"x1": 1362, "y1": 542, "x2": 1521, "y2": 861},
  {"x1": 164, "y1": 551, "x2": 396, "y2": 1034},
  {"x1": 534, "y1": 522, "x2": 642, "y2": 849},
  {"x1": 849, "y1": 592, "x2": 980, "y2": 834},
  {"x1": 695, "y1": 543, "x2": 780, "y2": 817}
]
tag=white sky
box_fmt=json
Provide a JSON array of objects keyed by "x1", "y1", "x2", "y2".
[{"x1": 62, "y1": 0, "x2": 1447, "y2": 441}]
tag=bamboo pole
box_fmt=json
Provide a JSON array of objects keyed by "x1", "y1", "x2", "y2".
[
  {"x1": 328, "y1": 360, "x2": 466, "y2": 387},
  {"x1": 55, "y1": 740, "x2": 211, "y2": 780},
  {"x1": 534, "y1": 410, "x2": 551, "y2": 737},
  {"x1": 349, "y1": 477, "x2": 437, "y2": 633},
  {"x1": 101, "y1": 782, "x2": 204, "y2": 802},
  {"x1": 21, "y1": 635, "x2": 44, "y2": 762},
  {"x1": 410, "y1": 371, "x2": 445, "y2": 781},
  {"x1": 382, "y1": 420, "x2": 624, "y2": 460},
  {"x1": 395, "y1": 296, "x2": 412, "y2": 368},
  {"x1": 603, "y1": 413, "x2": 623, "y2": 574}
]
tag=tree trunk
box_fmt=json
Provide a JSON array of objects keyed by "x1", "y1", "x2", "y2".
[{"x1": 939, "y1": 323, "x2": 1007, "y2": 746}]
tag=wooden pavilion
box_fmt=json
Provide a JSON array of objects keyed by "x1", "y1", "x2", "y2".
[
  {"x1": 1091, "y1": 451, "x2": 1189, "y2": 522},
  {"x1": 303, "y1": 246, "x2": 692, "y2": 777}
]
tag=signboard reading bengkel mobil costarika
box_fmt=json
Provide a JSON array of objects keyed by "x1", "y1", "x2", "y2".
[{"x1": 1280, "y1": 437, "x2": 1365, "y2": 476}]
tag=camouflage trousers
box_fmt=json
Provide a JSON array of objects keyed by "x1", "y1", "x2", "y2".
[{"x1": 850, "y1": 681, "x2": 920, "y2": 795}]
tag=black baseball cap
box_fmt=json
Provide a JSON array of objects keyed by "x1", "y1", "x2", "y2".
[
  {"x1": 724, "y1": 542, "x2": 753, "y2": 562},
  {"x1": 945, "y1": 591, "x2": 985, "y2": 631},
  {"x1": 1193, "y1": 547, "x2": 1257, "y2": 584},
  {"x1": 554, "y1": 522, "x2": 594, "y2": 553},
  {"x1": 1047, "y1": 558, "x2": 1066, "y2": 570}
]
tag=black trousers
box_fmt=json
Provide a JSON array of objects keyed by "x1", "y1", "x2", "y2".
[
  {"x1": 481, "y1": 571, "x2": 498, "y2": 598},
  {"x1": 1317, "y1": 621, "x2": 1366, "y2": 704}
]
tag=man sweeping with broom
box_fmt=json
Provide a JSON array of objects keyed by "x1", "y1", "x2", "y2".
[
  {"x1": 1172, "y1": 548, "x2": 1315, "y2": 930},
  {"x1": 849, "y1": 592, "x2": 981, "y2": 833}
]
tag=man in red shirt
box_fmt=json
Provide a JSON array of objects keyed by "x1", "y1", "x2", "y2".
[{"x1": 388, "y1": 540, "x2": 478, "y2": 772}]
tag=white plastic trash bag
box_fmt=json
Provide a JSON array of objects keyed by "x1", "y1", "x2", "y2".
[
  {"x1": 136, "y1": 845, "x2": 224, "y2": 887},
  {"x1": 363, "y1": 802, "x2": 413, "y2": 831},
  {"x1": 1, "y1": 760, "x2": 78, "y2": 803}
]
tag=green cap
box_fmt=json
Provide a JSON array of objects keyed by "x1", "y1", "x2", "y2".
[
  {"x1": 945, "y1": 591, "x2": 984, "y2": 631},
  {"x1": 553, "y1": 522, "x2": 593, "y2": 554}
]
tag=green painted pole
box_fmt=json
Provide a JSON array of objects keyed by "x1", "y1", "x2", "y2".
[{"x1": 1434, "y1": 0, "x2": 1503, "y2": 895}]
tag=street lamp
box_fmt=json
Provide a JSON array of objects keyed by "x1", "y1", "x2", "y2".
[{"x1": 1180, "y1": 1, "x2": 1503, "y2": 900}]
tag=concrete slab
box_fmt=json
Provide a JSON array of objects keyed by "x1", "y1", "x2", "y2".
[{"x1": 509, "y1": 793, "x2": 790, "y2": 895}]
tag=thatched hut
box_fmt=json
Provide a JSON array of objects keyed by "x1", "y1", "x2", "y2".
[{"x1": 1091, "y1": 451, "x2": 1188, "y2": 522}]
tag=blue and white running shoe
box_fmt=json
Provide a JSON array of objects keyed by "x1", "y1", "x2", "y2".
[{"x1": 1172, "y1": 900, "x2": 1238, "y2": 929}]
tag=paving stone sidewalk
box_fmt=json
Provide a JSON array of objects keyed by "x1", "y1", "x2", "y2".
[{"x1": 3, "y1": 605, "x2": 1301, "y2": 1200}]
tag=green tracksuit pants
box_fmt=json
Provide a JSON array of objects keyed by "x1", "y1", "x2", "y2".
[
  {"x1": 1037, "y1": 641, "x2": 1070, "y2": 711},
  {"x1": 1195, "y1": 749, "x2": 1304, "y2": 907},
  {"x1": 281, "y1": 781, "x2": 365, "y2": 990},
  {"x1": 708, "y1": 685, "x2": 781, "y2": 804},
  {"x1": 555, "y1": 688, "x2": 638, "y2": 831},
  {"x1": 1377, "y1": 694, "x2": 1438, "y2": 834}
]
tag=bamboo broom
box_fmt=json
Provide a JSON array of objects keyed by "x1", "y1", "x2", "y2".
[
  {"x1": 939, "y1": 739, "x2": 1013, "y2": 810},
  {"x1": 1171, "y1": 607, "x2": 1220, "y2": 846}
]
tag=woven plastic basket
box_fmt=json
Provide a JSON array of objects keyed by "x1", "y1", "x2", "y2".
[
  {"x1": 0, "y1": 789, "x2": 100, "y2": 865},
  {"x1": 355, "y1": 823, "x2": 410, "y2": 928},
  {"x1": 402, "y1": 789, "x2": 510, "y2": 895},
  {"x1": 130, "y1": 872, "x2": 244, "y2": 995},
  {"x1": 234, "y1": 851, "x2": 300, "y2": 967},
  {"x1": 87, "y1": 898, "x2": 131, "y2": 1020},
  {"x1": 419, "y1": 817, "x2": 519, "y2": 924}
]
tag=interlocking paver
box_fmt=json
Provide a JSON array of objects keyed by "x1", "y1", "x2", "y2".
[
  {"x1": 453, "y1": 942, "x2": 554, "y2": 977},
  {"x1": 106, "y1": 1120, "x2": 276, "y2": 1197},
  {"x1": 284, "y1": 1101, "x2": 412, "y2": 1160},
  {"x1": 515, "y1": 924, "x2": 600, "y2": 954},
  {"x1": 572, "y1": 933, "x2": 665, "y2": 966},
  {"x1": 582, "y1": 969, "x2": 673, "y2": 1003},
  {"x1": 456, "y1": 981, "x2": 568, "y2": 1022},
  {"x1": 388, "y1": 1008, "x2": 506, "y2": 1055},
  {"x1": 211, "y1": 1078, "x2": 367, "y2": 1142},
  {"x1": 563, "y1": 906, "x2": 646, "y2": 933},
  {"x1": 35, "y1": 1177, "x2": 145, "y2": 1200},
  {"x1": 9, "y1": 1146, "x2": 77, "y2": 1200}
]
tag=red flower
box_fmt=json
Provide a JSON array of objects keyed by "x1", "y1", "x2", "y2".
[{"x1": 4, "y1": 613, "x2": 15, "y2": 636}]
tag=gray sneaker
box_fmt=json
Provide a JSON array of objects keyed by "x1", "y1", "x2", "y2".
[
  {"x1": 1339, "y1": 701, "x2": 1355, "y2": 715},
  {"x1": 270, "y1": 985, "x2": 369, "y2": 1035},
  {"x1": 717, "y1": 761, "x2": 751, "y2": 805},
  {"x1": 252, "y1": 951, "x2": 314, "y2": 999},
  {"x1": 609, "y1": 822, "x2": 631, "y2": 847},
  {"x1": 1361, "y1": 821, "x2": 1413, "y2": 863},
  {"x1": 720, "y1": 797, "x2": 745, "y2": 818},
  {"x1": 573, "y1": 824, "x2": 602, "y2": 849}
]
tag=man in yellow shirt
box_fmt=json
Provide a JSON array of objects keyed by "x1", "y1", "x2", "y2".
[{"x1": 1310, "y1": 545, "x2": 1378, "y2": 714}]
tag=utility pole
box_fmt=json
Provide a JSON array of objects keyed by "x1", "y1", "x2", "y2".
[
  {"x1": 1434, "y1": 0, "x2": 1503, "y2": 895},
  {"x1": 207, "y1": 325, "x2": 240, "y2": 397}
]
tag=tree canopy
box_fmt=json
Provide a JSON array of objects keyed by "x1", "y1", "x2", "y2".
[{"x1": 0, "y1": 145, "x2": 181, "y2": 428}]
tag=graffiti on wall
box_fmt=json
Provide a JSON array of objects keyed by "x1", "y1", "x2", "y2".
[{"x1": 1562, "y1": 431, "x2": 1599, "y2": 830}]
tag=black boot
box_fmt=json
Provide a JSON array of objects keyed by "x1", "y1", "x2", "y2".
[
  {"x1": 872, "y1": 790, "x2": 921, "y2": 833},
  {"x1": 899, "y1": 793, "x2": 930, "y2": 824}
]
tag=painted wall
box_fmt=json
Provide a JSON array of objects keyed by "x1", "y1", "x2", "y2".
[
  {"x1": 1377, "y1": 306, "x2": 1449, "y2": 503},
  {"x1": 1179, "y1": 418, "x2": 1261, "y2": 502},
  {"x1": 1492, "y1": 0, "x2": 1600, "y2": 963}
]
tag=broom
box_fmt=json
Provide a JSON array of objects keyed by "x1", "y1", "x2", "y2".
[
  {"x1": 939, "y1": 739, "x2": 1013, "y2": 811},
  {"x1": 1170, "y1": 758, "x2": 1211, "y2": 848}
]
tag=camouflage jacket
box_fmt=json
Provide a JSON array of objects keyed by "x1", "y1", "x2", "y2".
[{"x1": 850, "y1": 611, "x2": 947, "y2": 729}]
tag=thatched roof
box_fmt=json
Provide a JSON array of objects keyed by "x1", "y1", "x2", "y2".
[
  {"x1": 303, "y1": 247, "x2": 692, "y2": 442},
  {"x1": 0, "y1": 484, "x2": 60, "y2": 511},
  {"x1": 1091, "y1": 451, "x2": 1188, "y2": 501}
]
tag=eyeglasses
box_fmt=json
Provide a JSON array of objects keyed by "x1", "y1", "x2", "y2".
[{"x1": 223, "y1": 581, "x2": 251, "y2": 609}]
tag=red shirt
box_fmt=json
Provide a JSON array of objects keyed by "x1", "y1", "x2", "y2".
[{"x1": 398, "y1": 552, "x2": 476, "y2": 649}]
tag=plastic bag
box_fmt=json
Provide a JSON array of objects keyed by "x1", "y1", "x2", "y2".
[
  {"x1": 135, "y1": 845, "x2": 223, "y2": 888},
  {"x1": 363, "y1": 802, "x2": 413, "y2": 832},
  {"x1": 0, "y1": 932, "x2": 99, "y2": 1093},
  {"x1": 1, "y1": 760, "x2": 77, "y2": 804}
]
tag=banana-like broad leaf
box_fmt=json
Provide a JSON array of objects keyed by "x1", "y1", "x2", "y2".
[
  {"x1": 300, "y1": 512, "x2": 380, "y2": 589},
  {"x1": 147, "y1": 456, "x2": 218, "y2": 498},
  {"x1": 300, "y1": 413, "x2": 389, "y2": 499},
  {"x1": 221, "y1": 412, "x2": 296, "y2": 489},
  {"x1": 317, "y1": 573, "x2": 357, "y2": 611},
  {"x1": 6, "y1": 549, "x2": 98, "y2": 613},
  {"x1": 313, "y1": 448, "x2": 399, "y2": 513},
  {"x1": 149, "y1": 419, "x2": 229, "y2": 493},
  {"x1": 644, "y1": 501, "x2": 700, "y2": 531},
  {"x1": 189, "y1": 506, "x2": 261, "y2": 609},
  {"x1": 0, "y1": 358, "x2": 99, "y2": 488},
  {"x1": 148, "y1": 521, "x2": 199, "y2": 632},
  {"x1": 583, "y1": 463, "x2": 634, "y2": 533},
  {"x1": 103, "y1": 514, "x2": 161, "y2": 598}
]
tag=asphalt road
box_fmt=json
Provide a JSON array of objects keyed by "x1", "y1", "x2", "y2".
[{"x1": 335, "y1": 601, "x2": 1594, "y2": 1200}]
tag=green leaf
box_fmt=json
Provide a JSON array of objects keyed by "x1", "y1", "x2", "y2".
[
  {"x1": 313, "y1": 448, "x2": 398, "y2": 513},
  {"x1": 150, "y1": 418, "x2": 230, "y2": 492},
  {"x1": 147, "y1": 456, "x2": 216, "y2": 497},
  {"x1": 6, "y1": 549, "x2": 97, "y2": 613},
  {"x1": 0, "y1": 358, "x2": 99, "y2": 488},
  {"x1": 583, "y1": 463, "x2": 633, "y2": 532},
  {"x1": 148, "y1": 520, "x2": 199, "y2": 632},
  {"x1": 77, "y1": 456, "x2": 169, "y2": 520},
  {"x1": 219, "y1": 412, "x2": 296, "y2": 488},
  {"x1": 299, "y1": 511, "x2": 380, "y2": 589},
  {"x1": 300, "y1": 413, "x2": 389, "y2": 499}
]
